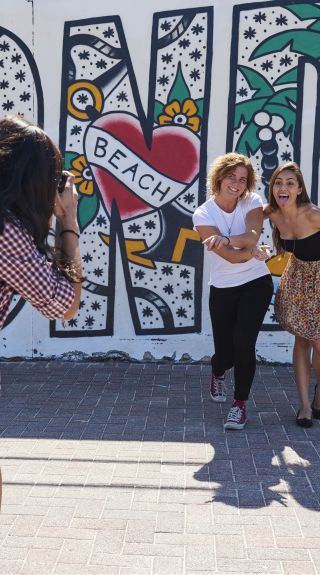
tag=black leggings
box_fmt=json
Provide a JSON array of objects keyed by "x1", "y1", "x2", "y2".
[{"x1": 209, "y1": 274, "x2": 273, "y2": 401}]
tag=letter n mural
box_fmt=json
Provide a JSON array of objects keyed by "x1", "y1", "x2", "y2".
[
  {"x1": 227, "y1": 1, "x2": 320, "y2": 329},
  {"x1": 0, "y1": 27, "x2": 44, "y2": 330},
  {"x1": 52, "y1": 8, "x2": 213, "y2": 337}
]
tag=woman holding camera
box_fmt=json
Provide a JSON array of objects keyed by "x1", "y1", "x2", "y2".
[{"x1": 0, "y1": 116, "x2": 83, "y2": 329}]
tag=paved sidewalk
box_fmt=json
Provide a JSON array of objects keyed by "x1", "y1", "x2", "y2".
[{"x1": 0, "y1": 360, "x2": 319, "y2": 575}]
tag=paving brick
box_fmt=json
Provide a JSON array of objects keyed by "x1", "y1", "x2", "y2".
[{"x1": 0, "y1": 360, "x2": 320, "y2": 574}]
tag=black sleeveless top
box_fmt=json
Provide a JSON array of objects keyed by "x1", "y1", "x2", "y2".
[{"x1": 280, "y1": 231, "x2": 320, "y2": 261}]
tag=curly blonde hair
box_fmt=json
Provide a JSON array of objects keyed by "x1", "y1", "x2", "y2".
[{"x1": 207, "y1": 152, "x2": 258, "y2": 199}]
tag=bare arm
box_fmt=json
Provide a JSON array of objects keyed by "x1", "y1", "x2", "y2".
[
  {"x1": 195, "y1": 225, "x2": 253, "y2": 263},
  {"x1": 54, "y1": 174, "x2": 82, "y2": 320},
  {"x1": 229, "y1": 207, "x2": 263, "y2": 249}
]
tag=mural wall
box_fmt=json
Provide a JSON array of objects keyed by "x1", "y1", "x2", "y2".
[{"x1": 0, "y1": 0, "x2": 319, "y2": 362}]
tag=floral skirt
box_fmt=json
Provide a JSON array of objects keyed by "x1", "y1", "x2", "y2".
[{"x1": 274, "y1": 255, "x2": 320, "y2": 340}]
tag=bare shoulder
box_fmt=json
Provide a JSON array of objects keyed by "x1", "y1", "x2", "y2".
[
  {"x1": 263, "y1": 203, "x2": 273, "y2": 218},
  {"x1": 305, "y1": 203, "x2": 320, "y2": 226}
]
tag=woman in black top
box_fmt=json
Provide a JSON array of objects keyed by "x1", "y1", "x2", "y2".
[{"x1": 265, "y1": 162, "x2": 320, "y2": 427}]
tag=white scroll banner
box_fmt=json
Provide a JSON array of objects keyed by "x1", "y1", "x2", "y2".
[{"x1": 85, "y1": 126, "x2": 195, "y2": 209}]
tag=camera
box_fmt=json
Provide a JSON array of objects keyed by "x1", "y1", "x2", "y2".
[{"x1": 57, "y1": 171, "x2": 68, "y2": 194}]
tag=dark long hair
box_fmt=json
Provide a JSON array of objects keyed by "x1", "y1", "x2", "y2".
[
  {"x1": 268, "y1": 162, "x2": 310, "y2": 254},
  {"x1": 0, "y1": 116, "x2": 63, "y2": 255}
]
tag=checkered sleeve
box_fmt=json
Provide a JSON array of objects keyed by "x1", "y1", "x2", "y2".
[{"x1": 0, "y1": 219, "x2": 75, "y2": 320}]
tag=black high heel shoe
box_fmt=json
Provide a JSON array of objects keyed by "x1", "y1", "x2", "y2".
[
  {"x1": 311, "y1": 385, "x2": 320, "y2": 420},
  {"x1": 296, "y1": 410, "x2": 313, "y2": 428}
]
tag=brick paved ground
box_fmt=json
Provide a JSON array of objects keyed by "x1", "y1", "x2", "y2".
[{"x1": 0, "y1": 360, "x2": 319, "y2": 574}]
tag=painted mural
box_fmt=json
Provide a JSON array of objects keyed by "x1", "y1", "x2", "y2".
[
  {"x1": 0, "y1": 25, "x2": 44, "y2": 330},
  {"x1": 51, "y1": 9, "x2": 213, "y2": 337},
  {"x1": 227, "y1": 1, "x2": 320, "y2": 329}
]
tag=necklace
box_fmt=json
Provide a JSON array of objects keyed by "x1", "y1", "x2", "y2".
[{"x1": 215, "y1": 202, "x2": 238, "y2": 236}]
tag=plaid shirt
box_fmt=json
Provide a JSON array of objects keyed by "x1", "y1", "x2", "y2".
[{"x1": 0, "y1": 215, "x2": 75, "y2": 329}]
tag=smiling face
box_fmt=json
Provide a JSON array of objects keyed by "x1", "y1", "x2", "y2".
[
  {"x1": 219, "y1": 165, "x2": 248, "y2": 200},
  {"x1": 271, "y1": 169, "x2": 302, "y2": 208}
]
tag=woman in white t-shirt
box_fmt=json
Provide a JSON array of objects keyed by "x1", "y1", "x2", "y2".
[{"x1": 193, "y1": 153, "x2": 273, "y2": 430}]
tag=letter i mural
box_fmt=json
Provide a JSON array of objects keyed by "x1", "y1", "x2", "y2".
[
  {"x1": 227, "y1": 1, "x2": 320, "y2": 330},
  {"x1": 53, "y1": 9, "x2": 213, "y2": 337}
]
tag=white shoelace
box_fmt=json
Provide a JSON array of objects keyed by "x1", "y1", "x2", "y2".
[
  {"x1": 227, "y1": 406, "x2": 243, "y2": 422},
  {"x1": 213, "y1": 379, "x2": 226, "y2": 396}
]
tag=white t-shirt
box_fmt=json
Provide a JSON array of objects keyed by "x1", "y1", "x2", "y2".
[{"x1": 192, "y1": 193, "x2": 270, "y2": 288}]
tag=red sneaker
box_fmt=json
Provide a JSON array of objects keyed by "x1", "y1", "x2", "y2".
[{"x1": 224, "y1": 400, "x2": 247, "y2": 430}]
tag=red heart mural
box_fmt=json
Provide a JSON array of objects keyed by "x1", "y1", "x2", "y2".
[{"x1": 85, "y1": 112, "x2": 200, "y2": 220}]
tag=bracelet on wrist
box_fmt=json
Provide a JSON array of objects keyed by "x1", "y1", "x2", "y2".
[
  {"x1": 60, "y1": 229, "x2": 80, "y2": 239},
  {"x1": 223, "y1": 236, "x2": 230, "y2": 245}
]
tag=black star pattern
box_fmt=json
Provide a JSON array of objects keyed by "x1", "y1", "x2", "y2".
[
  {"x1": 11, "y1": 53, "x2": 22, "y2": 64},
  {"x1": 190, "y1": 48, "x2": 202, "y2": 62},
  {"x1": 142, "y1": 306, "x2": 153, "y2": 317},
  {"x1": 135, "y1": 270, "x2": 145, "y2": 280},
  {"x1": 96, "y1": 215, "x2": 107, "y2": 226},
  {"x1": 93, "y1": 267, "x2": 103, "y2": 277},
  {"x1": 163, "y1": 284, "x2": 174, "y2": 295},
  {"x1": 116, "y1": 91, "x2": 128, "y2": 102},
  {"x1": 19, "y1": 91, "x2": 31, "y2": 102},
  {"x1": 128, "y1": 223, "x2": 141, "y2": 234},
  {"x1": 85, "y1": 315, "x2": 95, "y2": 326},
  {"x1": 261, "y1": 60, "x2": 273, "y2": 72},
  {"x1": 2, "y1": 100, "x2": 14, "y2": 111},
  {"x1": 144, "y1": 220, "x2": 156, "y2": 230},
  {"x1": 83, "y1": 253, "x2": 93, "y2": 263},
  {"x1": 177, "y1": 307, "x2": 187, "y2": 318},
  {"x1": 160, "y1": 20, "x2": 171, "y2": 32},
  {"x1": 180, "y1": 268, "x2": 190, "y2": 279},
  {"x1": 183, "y1": 193, "x2": 195, "y2": 205},
  {"x1": 68, "y1": 318, "x2": 78, "y2": 327},
  {"x1": 276, "y1": 14, "x2": 288, "y2": 26},
  {"x1": 161, "y1": 265, "x2": 173, "y2": 276},
  {"x1": 79, "y1": 300, "x2": 85, "y2": 309},
  {"x1": 0, "y1": 41, "x2": 10, "y2": 52},
  {"x1": 15, "y1": 70, "x2": 26, "y2": 83},
  {"x1": 0, "y1": 60, "x2": 4, "y2": 68},
  {"x1": 161, "y1": 53, "x2": 173, "y2": 64},
  {"x1": 70, "y1": 125, "x2": 82, "y2": 136},
  {"x1": 103, "y1": 27, "x2": 114, "y2": 39},
  {"x1": 253, "y1": 11, "x2": 266, "y2": 23},
  {"x1": 179, "y1": 38, "x2": 190, "y2": 49},
  {"x1": 0, "y1": 80, "x2": 9, "y2": 89},
  {"x1": 190, "y1": 69, "x2": 200, "y2": 81},
  {"x1": 243, "y1": 27, "x2": 256, "y2": 40},
  {"x1": 281, "y1": 152, "x2": 292, "y2": 161},
  {"x1": 77, "y1": 93, "x2": 88, "y2": 104},
  {"x1": 182, "y1": 289, "x2": 193, "y2": 300},
  {"x1": 280, "y1": 55, "x2": 293, "y2": 67},
  {"x1": 237, "y1": 87, "x2": 248, "y2": 98},
  {"x1": 79, "y1": 50, "x2": 90, "y2": 60},
  {"x1": 96, "y1": 59, "x2": 107, "y2": 69},
  {"x1": 191, "y1": 24, "x2": 204, "y2": 36},
  {"x1": 157, "y1": 75, "x2": 169, "y2": 86},
  {"x1": 91, "y1": 301, "x2": 101, "y2": 311}
]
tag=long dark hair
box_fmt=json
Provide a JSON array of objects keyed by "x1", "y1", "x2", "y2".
[
  {"x1": 268, "y1": 162, "x2": 310, "y2": 254},
  {"x1": 0, "y1": 116, "x2": 63, "y2": 255}
]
